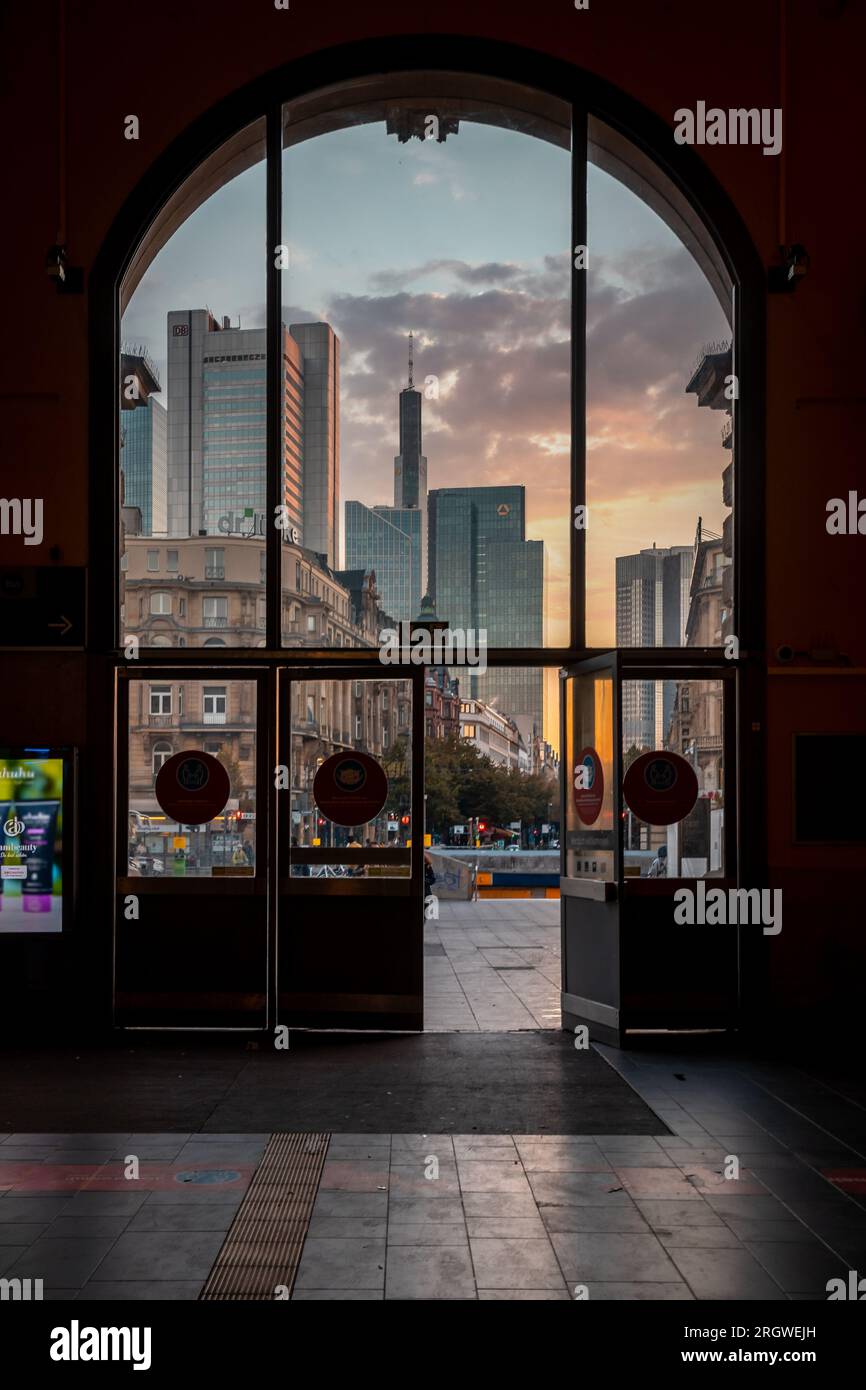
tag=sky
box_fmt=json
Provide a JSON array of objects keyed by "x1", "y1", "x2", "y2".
[{"x1": 122, "y1": 118, "x2": 731, "y2": 651}]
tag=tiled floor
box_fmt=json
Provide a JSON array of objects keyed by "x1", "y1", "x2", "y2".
[
  {"x1": 4, "y1": 1034, "x2": 863, "y2": 1302},
  {"x1": 2, "y1": 900, "x2": 864, "y2": 1300},
  {"x1": 0, "y1": 1135, "x2": 267, "y2": 1299},
  {"x1": 292, "y1": 1112, "x2": 863, "y2": 1300},
  {"x1": 425, "y1": 900, "x2": 560, "y2": 1031}
]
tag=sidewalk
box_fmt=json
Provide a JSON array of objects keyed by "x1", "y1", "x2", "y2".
[{"x1": 426, "y1": 899, "x2": 560, "y2": 1031}]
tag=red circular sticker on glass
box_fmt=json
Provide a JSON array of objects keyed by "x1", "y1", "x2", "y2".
[
  {"x1": 154, "y1": 751, "x2": 231, "y2": 825},
  {"x1": 573, "y1": 747, "x2": 604, "y2": 825},
  {"x1": 313, "y1": 752, "x2": 389, "y2": 827},
  {"x1": 623, "y1": 751, "x2": 699, "y2": 826}
]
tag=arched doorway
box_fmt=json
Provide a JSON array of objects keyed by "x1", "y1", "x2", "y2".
[{"x1": 90, "y1": 39, "x2": 765, "y2": 1034}]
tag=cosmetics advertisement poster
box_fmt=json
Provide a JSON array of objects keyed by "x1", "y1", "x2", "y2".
[{"x1": 0, "y1": 755, "x2": 65, "y2": 933}]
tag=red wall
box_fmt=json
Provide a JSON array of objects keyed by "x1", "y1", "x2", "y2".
[{"x1": 1, "y1": 0, "x2": 864, "y2": 1025}]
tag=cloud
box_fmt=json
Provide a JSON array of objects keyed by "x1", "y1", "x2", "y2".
[{"x1": 289, "y1": 247, "x2": 729, "y2": 642}]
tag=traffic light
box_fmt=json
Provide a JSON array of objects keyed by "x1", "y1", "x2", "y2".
[
  {"x1": 478, "y1": 820, "x2": 487, "y2": 833},
  {"x1": 317, "y1": 817, "x2": 325, "y2": 827},
  {"x1": 400, "y1": 814, "x2": 410, "y2": 826}
]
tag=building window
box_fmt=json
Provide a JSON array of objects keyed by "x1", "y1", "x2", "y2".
[
  {"x1": 147, "y1": 549, "x2": 159, "y2": 572},
  {"x1": 150, "y1": 592, "x2": 171, "y2": 615},
  {"x1": 355, "y1": 715, "x2": 362, "y2": 739},
  {"x1": 166, "y1": 550, "x2": 178, "y2": 572},
  {"x1": 203, "y1": 686, "x2": 227, "y2": 724},
  {"x1": 203, "y1": 596, "x2": 228, "y2": 628},
  {"x1": 149, "y1": 685, "x2": 172, "y2": 715},
  {"x1": 307, "y1": 616, "x2": 316, "y2": 633},
  {"x1": 205, "y1": 547, "x2": 225, "y2": 580},
  {"x1": 152, "y1": 741, "x2": 173, "y2": 774}
]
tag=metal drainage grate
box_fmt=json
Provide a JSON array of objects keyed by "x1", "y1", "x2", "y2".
[{"x1": 200, "y1": 1132, "x2": 330, "y2": 1300}]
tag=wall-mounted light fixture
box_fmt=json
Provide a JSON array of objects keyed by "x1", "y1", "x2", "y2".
[
  {"x1": 45, "y1": 243, "x2": 83, "y2": 293},
  {"x1": 768, "y1": 243, "x2": 809, "y2": 293}
]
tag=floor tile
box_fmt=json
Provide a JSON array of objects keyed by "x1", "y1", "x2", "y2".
[
  {"x1": 77, "y1": 1281, "x2": 203, "y2": 1300},
  {"x1": 385, "y1": 1245, "x2": 476, "y2": 1299},
  {"x1": 294, "y1": 1237, "x2": 386, "y2": 1291},
  {"x1": 386, "y1": 1225, "x2": 469, "y2": 1246},
  {"x1": 92, "y1": 1231, "x2": 226, "y2": 1282},
  {"x1": 552, "y1": 1230, "x2": 681, "y2": 1282},
  {"x1": 745, "y1": 1240, "x2": 849, "y2": 1294},
  {"x1": 529, "y1": 1172, "x2": 633, "y2": 1206},
  {"x1": 126, "y1": 1202, "x2": 240, "y2": 1233},
  {"x1": 6, "y1": 1236, "x2": 117, "y2": 1288},
  {"x1": 665, "y1": 1245, "x2": 787, "y2": 1300},
  {"x1": 582, "y1": 1282, "x2": 694, "y2": 1300},
  {"x1": 469, "y1": 1236, "x2": 565, "y2": 1290}
]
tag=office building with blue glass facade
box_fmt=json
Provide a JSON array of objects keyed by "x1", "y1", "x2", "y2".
[
  {"x1": 428, "y1": 485, "x2": 545, "y2": 737},
  {"x1": 165, "y1": 311, "x2": 338, "y2": 566},
  {"x1": 121, "y1": 395, "x2": 167, "y2": 534},
  {"x1": 344, "y1": 502, "x2": 422, "y2": 625}
]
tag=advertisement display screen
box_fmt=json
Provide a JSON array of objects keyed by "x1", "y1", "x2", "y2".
[{"x1": 0, "y1": 751, "x2": 69, "y2": 934}]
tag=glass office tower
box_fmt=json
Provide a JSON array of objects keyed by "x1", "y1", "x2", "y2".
[
  {"x1": 122, "y1": 396, "x2": 167, "y2": 535},
  {"x1": 428, "y1": 485, "x2": 545, "y2": 736}
]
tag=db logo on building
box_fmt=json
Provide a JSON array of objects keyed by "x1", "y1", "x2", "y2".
[{"x1": 3, "y1": 816, "x2": 25, "y2": 837}]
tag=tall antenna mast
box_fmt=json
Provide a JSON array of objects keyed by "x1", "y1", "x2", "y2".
[{"x1": 408, "y1": 331, "x2": 414, "y2": 389}]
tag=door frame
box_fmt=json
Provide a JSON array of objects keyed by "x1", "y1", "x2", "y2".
[{"x1": 274, "y1": 661, "x2": 426, "y2": 1031}]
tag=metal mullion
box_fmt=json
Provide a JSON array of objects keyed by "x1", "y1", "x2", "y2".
[
  {"x1": 571, "y1": 103, "x2": 588, "y2": 651},
  {"x1": 265, "y1": 101, "x2": 283, "y2": 653}
]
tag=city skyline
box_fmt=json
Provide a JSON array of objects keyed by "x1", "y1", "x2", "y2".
[{"x1": 120, "y1": 119, "x2": 730, "y2": 647}]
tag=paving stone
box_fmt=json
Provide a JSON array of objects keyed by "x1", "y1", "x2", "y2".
[
  {"x1": 745, "y1": 1240, "x2": 849, "y2": 1294},
  {"x1": 581, "y1": 1282, "x2": 694, "y2": 1300},
  {"x1": 469, "y1": 1235, "x2": 565, "y2": 1290},
  {"x1": 388, "y1": 1194, "x2": 465, "y2": 1225},
  {"x1": 385, "y1": 1245, "x2": 476, "y2": 1299},
  {"x1": 294, "y1": 1238, "x2": 386, "y2": 1291},
  {"x1": 455, "y1": 1161, "x2": 532, "y2": 1194},
  {"x1": 551, "y1": 1231, "x2": 682, "y2": 1283},
  {"x1": 529, "y1": 1172, "x2": 634, "y2": 1206},
  {"x1": 92, "y1": 1231, "x2": 226, "y2": 1282},
  {"x1": 541, "y1": 1205, "x2": 650, "y2": 1234},
  {"x1": 665, "y1": 1246, "x2": 786, "y2": 1300},
  {"x1": 0, "y1": 1223, "x2": 49, "y2": 1244},
  {"x1": 77, "y1": 1281, "x2": 203, "y2": 1300},
  {"x1": 309, "y1": 1191, "x2": 388, "y2": 1220},
  {"x1": 386, "y1": 1224, "x2": 469, "y2": 1246},
  {"x1": 292, "y1": 1289, "x2": 383, "y2": 1300},
  {"x1": 6, "y1": 1236, "x2": 117, "y2": 1288},
  {"x1": 126, "y1": 1202, "x2": 240, "y2": 1233}
]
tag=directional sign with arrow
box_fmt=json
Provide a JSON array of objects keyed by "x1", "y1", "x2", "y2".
[{"x1": 0, "y1": 568, "x2": 86, "y2": 647}]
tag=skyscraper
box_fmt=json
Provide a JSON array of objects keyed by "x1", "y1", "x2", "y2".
[
  {"x1": 344, "y1": 335, "x2": 427, "y2": 623},
  {"x1": 345, "y1": 502, "x2": 422, "y2": 625},
  {"x1": 165, "y1": 312, "x2": 339, "y2": 567},
  {"x1": 427, "y1": 485, "x2": 545, "y2": 736},
  {"x1": 392, "y1": 333, "x2": 427, "y2": 597},
  {"x1": 122, "y1": 395, "x2": 167, "y2": 535},
  {"x1": 616, "y1": 543, "x2": 693, "y2": 750}
]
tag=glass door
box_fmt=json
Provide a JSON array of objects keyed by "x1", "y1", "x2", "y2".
[
  {"x1": 560, "y1": 653, "x2": 622, "y2": 1044},
  {"x1": 115, "y1": 668, "x2": 269, "y2": 1028},
  {"x1": 276, "y1": 666, "x2": 424, "y2": 1031}
]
